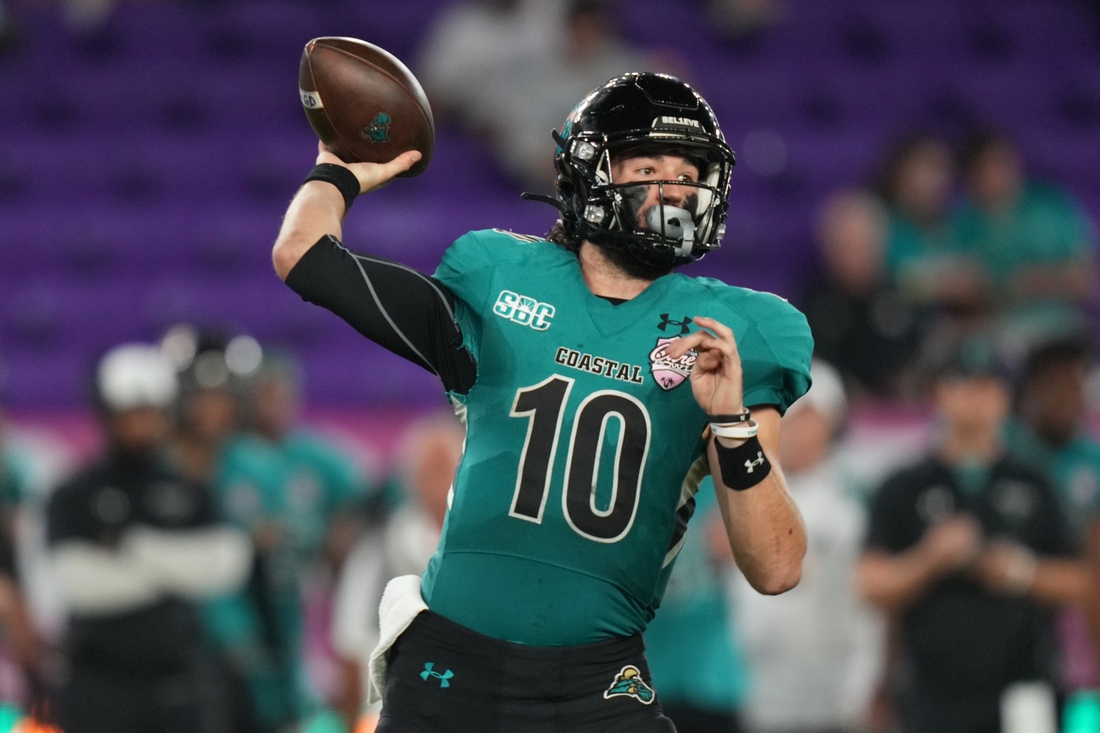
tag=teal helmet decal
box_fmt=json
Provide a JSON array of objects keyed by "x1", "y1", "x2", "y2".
[{"x1": 361, "y1": 112, "x2": 392, "y2": 143}]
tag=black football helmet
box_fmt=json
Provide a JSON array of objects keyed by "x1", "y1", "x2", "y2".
[{"x1": 551, "y1": 72, "x2": 735, "y2": 268}]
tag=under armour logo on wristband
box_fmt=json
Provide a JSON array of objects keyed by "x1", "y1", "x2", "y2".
[
  {"x1": 420, "y1": 662, "x2": 453, "y2": 688},
  {"x1": 745, "y1": 453, "x2": 764, "y2": 473}
]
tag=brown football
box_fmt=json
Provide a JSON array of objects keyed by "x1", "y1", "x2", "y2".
[{"x1": 299, "y1": 37, "x2": 434, "y2": 177}]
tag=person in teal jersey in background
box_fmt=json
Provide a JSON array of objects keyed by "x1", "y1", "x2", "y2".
[
  {"x1": 167, "y1": 329, "x2": 304, "y2": 733},
  {"x1": 1005, "y1": 337, "x2": 1100, "y2": 693},
  {"x1": 250, "y1": 351, "x2": 369, "y2": 571},
  {"x1": 875, "y1": 133, "x2": 986, "y2": 314},
  {"x1": 272, "y1": 72, "x2": 812, "y2": 732},
  {"x1": 951, "y1": 131, "x2": 1097, "y2": 343},
  {"x1": 643, "y1": 485, "x2": 747, "y2": 733}
]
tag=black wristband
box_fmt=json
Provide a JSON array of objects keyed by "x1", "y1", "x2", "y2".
[
  {"x1": 707, "y1": 411, "x2": 751, "y2": 424},
  {"x1": 303, "y1": 163, "x2": 360, "y2": 214},
  {"x1": 713, "y1": 435, "x2": 771, "y2": 491}
]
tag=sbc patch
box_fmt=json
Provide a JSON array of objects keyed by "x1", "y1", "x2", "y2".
[
  {"x1": 493, "y1": 290, "x2": 555, "y2": 331},
  {"x1": 603, "y1": 665, "x2": 655, "y2": 705}
]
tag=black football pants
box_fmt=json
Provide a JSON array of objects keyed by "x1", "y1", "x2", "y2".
[{"x1": 376, "y1": 611, "x2": 677, "y2": 733}]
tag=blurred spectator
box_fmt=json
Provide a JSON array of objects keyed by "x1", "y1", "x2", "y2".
[
  {"x1": 250, "y1": 352, "x2": 368, "y2": 572},
  {"x1": 876, "y1": 134, "x2": 987, "y2": 314},
  {"x1": 644, "y1": 488, "x2": 747, "y2": 733},
  {"x1": 330, "y1": 411, "x2": 463, "y2": 731},
  {"x1": 733, "y1": 360, "x2": 882, "y2": 733},
  {"x1": 464, "y1": 0, "x2": 674, "y2": 188},
  {"x1": 46, "y1": 344, "x2": 251, "y2": 733},
  {"x1": 249, "y1": 351, "x2": 371, "y2": 715},
  {"x1": 707, "y1": 0, "x2": 784, "y2": 46},
  {"x1": 0, "y1": 410, "x2": 44, "y2": 714},
  {"x1": 857, "y1": 337, "x2": 1087, "y2": 733},
  {"x1": 798, "y1": 189, "x2": 919, "y2": 400},
  {"x1": 0, "y1": 410, "x2": 33, "y2": 530},
  {"x1": 952, "y1": 131, "x2": 1098, "y2": 342},
  {"x1": 166, "y1": 328, "x2": 303, "y2": 733},
  {"x1": 1005, "y1": 337, "x2": 1100, "y2": 691},
  {"x1": 416, "y1": 0, "x2": 564, "y2": 124}
]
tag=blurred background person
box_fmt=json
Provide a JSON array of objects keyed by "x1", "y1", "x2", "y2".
[
  {"x1": 415, "y1": 0, "x2": 563, "y2": 125},
  {"x1": 952, "y1": 131, "x2": 1098, "y2": 346},
  {"x1": 250, "y1": 352, "x2": 368, "y2": 577},
  {"x1": 249, "y1": 351, "x2": 371, "y2": 715},
  {"x1": 1005, "y1": 337, "x2": 1100, "y2": 693},
  {"x1": 876, "y1": 133, "x2": 988, "y2": 320},
  {"x1": 643, "y1": 487, "x2": 748, "y2": 733},
  {"x1": 733, "y1": 360, "x2": 882, "y2": 733},
  {"x1": 460, "y1": 0, "x2": 678, "y2": 188},
  {"x1": 707, "y1": 0, "x2": 785, "y2": 47},
  {"x1": 797, "y1": 190, "x2": 920, "y2": 401},
  {"x1": 330, "y1": 411, "x2": 464, "y2": 732},
  {"x1": 166, "y1": 328, "x2": 303, "y2": 733},
  {"x1": 0, "y1": 408, "x2": 45, "y2": 719},
  {"x1": 857, "y1": 337, "x2": 1088, "y2": 733},
  {"x1": 46, "y1": 343, "x2": 251, "y2": 733}
]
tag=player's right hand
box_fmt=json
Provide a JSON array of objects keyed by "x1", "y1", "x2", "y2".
[{"x1": 316, "y1": 141, "x2": 422, "y2": 194}]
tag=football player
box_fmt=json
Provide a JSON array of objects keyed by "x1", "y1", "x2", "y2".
[{"x1": 272, "y1": 72, "x2": 812, "y2": 732}]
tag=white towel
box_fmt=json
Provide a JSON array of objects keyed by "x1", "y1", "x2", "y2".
[{"x1": 367, "y1": 574, "x2": 429, "y2": 705}]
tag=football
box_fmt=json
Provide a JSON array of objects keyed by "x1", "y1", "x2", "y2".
[{"x1": 298, "y1": 37, "x2": 434, "y2": 177}]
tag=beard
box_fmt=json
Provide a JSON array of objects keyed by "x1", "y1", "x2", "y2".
[{"x1": 589, "y1": 236, "x2": 677, "y2": 281}]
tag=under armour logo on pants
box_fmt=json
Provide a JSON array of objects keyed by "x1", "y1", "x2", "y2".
[{"x1": 421, "y1": 662, "x2": 454, "y2": 688}]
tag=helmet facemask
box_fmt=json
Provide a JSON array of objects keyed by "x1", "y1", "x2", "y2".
[{"x1": 569, "y1": 137, "x2": 732, "y2": 270}]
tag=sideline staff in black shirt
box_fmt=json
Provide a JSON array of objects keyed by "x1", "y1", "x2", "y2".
[
  {"x1": 857, "y1": 339, "x2": 1086, "y2": 733},
  {"x1": 47, "y1": 344, "x2": 252, "y2": 733}
]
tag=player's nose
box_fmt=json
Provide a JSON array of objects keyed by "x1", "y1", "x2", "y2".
[{"x1": 659, "y1": 182, "x2": 689, "y2": 208}]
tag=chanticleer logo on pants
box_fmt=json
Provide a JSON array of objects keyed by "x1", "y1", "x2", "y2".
[{"x1": 603, "y1": 665, "x2": 655, "y2": 704}]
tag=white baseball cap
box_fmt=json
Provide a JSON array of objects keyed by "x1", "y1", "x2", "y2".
[
  {"x1": 96, "y1": 343, "x2": 179, "y2": 411},
  {"x1": 787, "y1": 359, "x2": 847, "y2": 426}
]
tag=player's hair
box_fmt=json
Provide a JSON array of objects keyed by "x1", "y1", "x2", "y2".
[{"x1": 546, "y1": 220, "x2": 582, "y2": 253}]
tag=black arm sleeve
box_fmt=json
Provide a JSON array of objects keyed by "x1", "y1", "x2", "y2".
[{"x1": 284, "y1": 235, "x2": 477, "y2": 394}]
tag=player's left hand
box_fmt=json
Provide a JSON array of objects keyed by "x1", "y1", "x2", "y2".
[{"x1": 663, "y1": 316, "x2": 744, "y2": 416}]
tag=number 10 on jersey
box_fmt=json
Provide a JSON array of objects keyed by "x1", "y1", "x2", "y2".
[{"x1": 508, "y1": 375, "x2": 651, "y2": 543}]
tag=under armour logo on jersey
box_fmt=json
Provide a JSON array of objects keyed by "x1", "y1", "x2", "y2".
[
  {"x1": 494, "y1": 290, "x2": 555, "y2": 331},
  {"x1": 420, "y1": 662, "x2": 453, "y2": 688},
  {"x1": 658, "y1": 314, "x2": 692, "y2": 335},
  {"x1": 745, "y1": 453, "x2": 765, "y2": 473}
]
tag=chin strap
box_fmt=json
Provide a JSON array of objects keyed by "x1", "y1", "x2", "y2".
[
  {"x1": 645, "y1": 204, "x2": 696, "y2": 258},
  {"x1": 520, "y1": 192, "x2": 565, "y2": 213}
]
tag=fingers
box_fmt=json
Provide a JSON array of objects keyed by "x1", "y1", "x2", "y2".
[
  {"x1": 665, "y1": 317, "x2": 740, "y2": 371},
  {"x1": 693, "y1": 316, "x2": 741, "y2": 357}
]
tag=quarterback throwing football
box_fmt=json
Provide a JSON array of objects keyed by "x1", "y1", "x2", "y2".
[{"x1": 273, "y1": 73, "x2": 812, "y2": 733}]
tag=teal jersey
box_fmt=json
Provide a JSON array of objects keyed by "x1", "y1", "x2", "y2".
[
  {"x1": 0, "y1": 448, "x2": 34, "y2": 506},
  {"x1": 278, "y1": 431, "x2": 365, "y2": 556},
  {"x1": 1005, "y1": 419, "x2": 1100, "y2": 537},
  {"x1": 644, "y1": 485, "x2": 747, "y2": 709},
  {"x1": 421, "y1": 230, "x2": 813, "y2": 645},
  {"x1": 202, "y1": 434, "x2": 308, "y2": 726},
  {"x1": 952, "y1": 182, "x2": 1095, "y2": 285}
]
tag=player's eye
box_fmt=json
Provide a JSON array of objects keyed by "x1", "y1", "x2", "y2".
[{"x1": 677, "y1": 173, "x2": 694, "y2": 182}]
